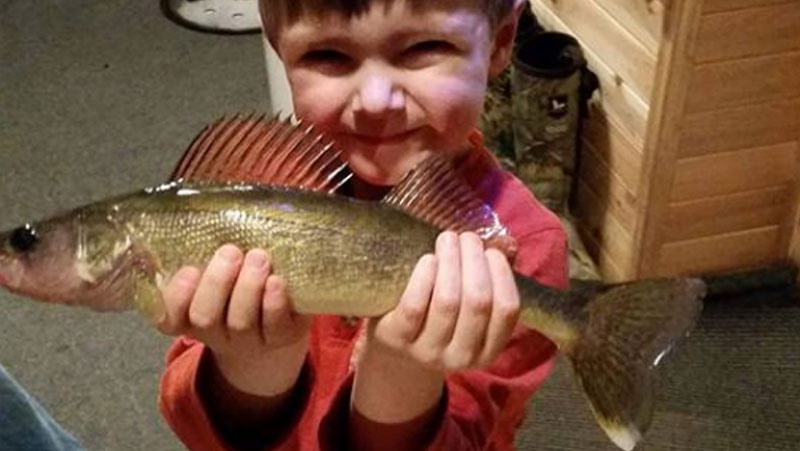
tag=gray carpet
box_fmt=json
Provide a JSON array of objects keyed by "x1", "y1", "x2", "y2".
[{"x1": 2, "y1": 1, "x2": 799, "y2": 450}]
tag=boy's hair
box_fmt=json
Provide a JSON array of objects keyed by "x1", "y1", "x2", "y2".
[{"x1": 260, "y1": 0, "x2": 516, "y2": 45}]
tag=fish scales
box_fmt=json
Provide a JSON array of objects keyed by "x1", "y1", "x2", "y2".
[{"x1": 91, "y1": 183, "x2": 440, "y2": 316}]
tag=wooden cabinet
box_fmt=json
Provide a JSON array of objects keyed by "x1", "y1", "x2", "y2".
[{"x1": 528, "y1": 0, "x2": 800, "y2": 281}]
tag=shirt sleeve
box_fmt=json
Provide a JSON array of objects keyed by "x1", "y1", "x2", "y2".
[
  {"x1": 158, "y1": 337, "x2": 309, "y2": 451},
  {"x1": 158, "y1": 337, "x2": 229, "y2": 451}
]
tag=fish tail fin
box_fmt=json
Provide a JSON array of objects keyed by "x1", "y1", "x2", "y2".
[{"x1": 530, "y1": 277, "x2": 705, "y2": 450}]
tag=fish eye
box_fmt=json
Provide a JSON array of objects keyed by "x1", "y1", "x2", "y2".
[{"x1": 9, "y1": 223, "x2": 38, "y2": 253}]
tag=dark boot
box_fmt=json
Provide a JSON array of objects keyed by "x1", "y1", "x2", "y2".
[{"x1": 511, "y1": 32, "x2": 584, "y2": 216}]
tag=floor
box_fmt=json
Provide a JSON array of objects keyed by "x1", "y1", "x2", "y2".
[{"x1": 1, "y1": 1, "x2": 799, "y2": 450}]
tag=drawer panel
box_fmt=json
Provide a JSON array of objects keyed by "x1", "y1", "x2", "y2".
[
  {"x1": 671, "y1": 142, "x2": 799, "y2": 202},
  {"x1": 703, "y1": 0, "x2": 796, "y2": 14},
  {"x1": 658, "y1": 226, "x2": 784, "y2": 276},
  {"x1": 679, "y1": 99, "x2": 800, "y2": 158},
  {"x1": 665, "y1": 185, "x2": 794, "y2": 242},
  {"x1": 581, "y1": 113, "x2": 644, "y2": 190},
  {"x1": 592, "y1": 0, "x2": 667, "y2": 54},
  {"x1": 574, "y1": 179, "x2": 636, "y2": 279},
  {"x1": 686, "y1": 52, "x2": 800, "y2": 112},
  {"x1": 696, "y1": 2, "x2": 800, "y2": 62}
]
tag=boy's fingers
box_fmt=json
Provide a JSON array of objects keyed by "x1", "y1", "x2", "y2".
[
  {"x1": 445, "y1": 233, "x2": 492, "y2": 368},
  {"x1": 226, "y1": 249, "x2": 269, "y2": 334},
  {"x1": 381, "y1": 253, "x2": 437, "y2": 345},
  {"x1": 413, "y1": 232, "x2": 461, "y2": 355},
  {"x1": 157, "y1": 266, "x2": 201, "y2": 335},
  {"x1": 262, "y1": 274, "x2": 293, "y2": 341},
  {"x1": 188, "y1": 245, "x2": 243, "y2": 339},
  {"x1": 478, "y1": 248, "x2": 520, "y2": 365}
]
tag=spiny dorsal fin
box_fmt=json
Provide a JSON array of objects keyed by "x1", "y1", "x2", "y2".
[
  {"x1": 383, "y1": 153, "x2": 518, "y2": 259},
  {"x1": 171, "y1": 113, "x2": 352, "y2": 194}
]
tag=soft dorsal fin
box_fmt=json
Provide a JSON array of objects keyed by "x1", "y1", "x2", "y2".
[
  {"x1": 171, "y1": 113, "x2": 352, "y2": 194},
  {"x1": 383, "y1": 153, "x2": 518, "y2": 259}
]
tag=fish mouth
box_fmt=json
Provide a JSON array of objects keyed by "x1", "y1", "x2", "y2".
[{"x1": 0, "y1": 257, "x2": 19, "y2": 290}]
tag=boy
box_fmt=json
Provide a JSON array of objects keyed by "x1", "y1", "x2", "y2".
[{"x1": 157, "y1": 1, "x2": 567, "y2": 450}]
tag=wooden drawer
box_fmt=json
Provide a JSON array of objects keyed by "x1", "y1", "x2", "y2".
[
  {"x1": 686, "y1": 52, "x2": 800, "y2": 113},
  {"x1": 679, "y1": 99, "x2": 800, "y2": 158},
  {"x1": 581, "y1": 113, "x2": 643, "y2": 192},
  {"x1": 657, "y1": 225, "x2": 785, "y2": 275},
  {"x1": 574, "y1": 179, "x2": 636, "y2": 280},
  {"x1": 534, "y1": 0, "x2": 800, "y2": 279},
  {"x1": 703, "y1": 0, "x2": 797, "y2": 14},
  {"x1": 592, "y1": 0, "x2": 668, "y2": 55},
  {"x1": 665, "y1": 185, "x2": 795, "y2": 242},
  {"x1": 696, "y1": 2, "x2": 800, "y2": 63},
  {"x1": 671, "y1": 142, "x2": 799, "y2": 202}
]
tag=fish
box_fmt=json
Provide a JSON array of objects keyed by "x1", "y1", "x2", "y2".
[{"x1": 0, "y1": 114, "x2": 705, "y2": 450}]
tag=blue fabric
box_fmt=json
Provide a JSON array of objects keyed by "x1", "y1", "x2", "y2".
[{"x1": 0, "y1": 365, "x2": 83, "y2": 451}]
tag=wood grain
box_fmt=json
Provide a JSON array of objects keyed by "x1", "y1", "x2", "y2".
[
  {"x1": 577, "y1": 221, "x2": 628, "y2": 281},
  {"x1": 592, "y1": 0, "x2": 666, "y2": 54},
  {"x1": 665, "y1": 185, "x2": 794, "y2": 242},
  {"x1": 671, "y1": 142, "x2": 799, "y2": 202},
  {"x1": 573, "y1": 179, "x2": 636, "y2": 279},
  {"x1": 580, "y1": 113, "x2": 643, "y2": 192},
  {"x1": 703, "y1": 0, "x2": 797, "y2": 14},
  {"x1": 678, "y1": 99, "x2": 800, "y2": 158},
  {"x1": 578, "y1": 139, "x2": 638, "y2": 231},
  {"x1": 696, "y1": 3, "x2": 800, "y2": 62},
  {"x1": 657, "y1": 225, "x2": 784, "y2": 275},
  {"x1": 687, "y1": 52, "x2": 800, "y2": 112}
]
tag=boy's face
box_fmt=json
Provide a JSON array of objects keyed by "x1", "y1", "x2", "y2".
[{"x1": 274, "y1": 1, "x2": 516, "y2": 185}]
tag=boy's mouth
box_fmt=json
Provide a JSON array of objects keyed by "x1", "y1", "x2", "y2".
[{"x1": 349, "y1": 128, "x2": 420, "y2": 146}]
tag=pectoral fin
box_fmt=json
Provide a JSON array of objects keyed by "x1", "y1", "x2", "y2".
[
  {"x1": 130, "y1": 268, "x2": 167, "y2": 323},
  {"x1": 381, "y1": 153, "x2": 518, "y2": 259}
]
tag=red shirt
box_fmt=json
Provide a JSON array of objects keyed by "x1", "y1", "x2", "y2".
[{"x1": 159, "y1": 133, "x2": 568, "y2": 450}]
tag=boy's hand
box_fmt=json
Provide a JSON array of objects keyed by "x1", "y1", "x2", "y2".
[
  {"x1": 157, "y1": 245, "x2": 312, "y2": 396},
  {"x1": 366, "y1": 231, "x2": 521, "y2": 372},
  {"x1": 350, "y1": 231, "x2": 521, "y2": 428}
]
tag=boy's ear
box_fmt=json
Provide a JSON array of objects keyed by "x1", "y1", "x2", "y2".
[{"x1": 488, "y1": 0, "x2": 526, "y2": 78}]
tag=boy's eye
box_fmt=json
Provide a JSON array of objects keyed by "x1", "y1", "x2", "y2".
[
  {"x1": 299, "y1": 49, "x2": 354, "y2": 75},
  {"x1": 400, "y1": 40, "x2": 455, "y2": 68},
  {"x1": 407, "y1": 40, "x2": 454, "y2": 54},
  {"x1": 302, "y1": 49, "x2": 351, "y2": 65}
]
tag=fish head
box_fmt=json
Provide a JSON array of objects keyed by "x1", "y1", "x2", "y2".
[{"x1": 0, "y1": 215, "x2": 83, "y2": 302}]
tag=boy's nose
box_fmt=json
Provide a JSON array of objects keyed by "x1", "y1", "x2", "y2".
[{"x1": 354, "y1": 75, "x2": 405, "y2": 115}]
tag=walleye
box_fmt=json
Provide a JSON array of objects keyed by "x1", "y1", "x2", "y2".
[{"x1": 0, "y1": 115, "x2": 704, "y2": 450}]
